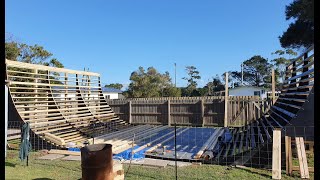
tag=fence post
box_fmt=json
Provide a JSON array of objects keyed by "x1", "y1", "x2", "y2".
[
  {"x1": 224, "y1": 72, "x2": 228, "y2": 127},
  {"x1": 201, "y1": 99, "x2": 204, "y2": 127},
  {"x1": 272, "y1": 129, "x2": 281, "y2": 179},
  {"x1": 128, "y1": 100, "x2": 132, "y2": 124},
  {"x1": 168, "y1": 100, "x2": 171, "y2": 126}
]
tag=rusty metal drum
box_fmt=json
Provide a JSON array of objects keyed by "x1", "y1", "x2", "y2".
[{"x1": 81, "y1": 144, "x2": 113, "y2": 180}]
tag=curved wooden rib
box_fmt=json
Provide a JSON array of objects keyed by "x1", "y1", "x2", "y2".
[
  {"x1": 47, "y1": 76, "x2": 89, "y2": 145},
  {"x1": 78, "y1": 74, "x2": 130, "y2": 134}
]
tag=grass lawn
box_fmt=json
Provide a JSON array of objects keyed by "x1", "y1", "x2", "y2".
[{"x1": 5, "y1": 150, "x2": 314, "y2": 180}]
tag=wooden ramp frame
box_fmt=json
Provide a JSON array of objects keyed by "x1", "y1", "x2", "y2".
[
  {"x1": 211, "y1": 45, "x2": 314, "y2": 167},
  {"x1": 6, "y1": 59, "x2": 130, "y2": 148}
]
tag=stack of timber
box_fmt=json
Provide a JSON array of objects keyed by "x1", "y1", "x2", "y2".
[
  {"x1": 210, "y1": 46, "x2": 314, "y2": 166},
  {"x1": 6, "y1": 60, "x2": 130, "y2": 148}
]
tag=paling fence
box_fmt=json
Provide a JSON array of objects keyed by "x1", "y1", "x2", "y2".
[{"x1": 106, "y1": 96, "x2": 273, "y2": 127}]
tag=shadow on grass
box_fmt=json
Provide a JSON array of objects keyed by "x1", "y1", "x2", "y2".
[
  {"x1": 235, "y1": 166, "x2": 271, "y2": 179},
  {"x1": 32, "y1": 161, "x2": 81, "y2": 172},
  {"x1": 5, "y1": 162, "x2": 16, "y2": 167},
  {"x1": 125, "y1": 170, "x2": 162, "y2": 179}
]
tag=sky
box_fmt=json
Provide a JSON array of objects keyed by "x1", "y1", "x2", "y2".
[{"x1": 5, "y1": 0, "x2": 294, "y2": 90}]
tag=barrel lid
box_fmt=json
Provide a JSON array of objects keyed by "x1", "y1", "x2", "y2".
[{"x1": 81, "y1": 144, "x2": 112, "y2": 152}]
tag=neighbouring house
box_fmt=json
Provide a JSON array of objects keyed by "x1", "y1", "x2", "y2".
[
  {"x1": 228, "y1": 86, "x2": 271, "y2": 99},
  {"x1": 52, "y1": 86, "x2": 124, "y2": 100},
  {"x1": 101, "y1": 87, "x2": 123, "y2": 99}
]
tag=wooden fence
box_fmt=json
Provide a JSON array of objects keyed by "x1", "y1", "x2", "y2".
[{"x1": 106, "y1": 96, "x2": 273, "y2": 127}]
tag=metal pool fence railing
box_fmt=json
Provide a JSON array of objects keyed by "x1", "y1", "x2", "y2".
[{"x1": 6, "y1": 121, "x2": 314, "y2": 179}]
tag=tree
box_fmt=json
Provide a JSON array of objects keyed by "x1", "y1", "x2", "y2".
[
  {"x1": 5, "y1": 40, "x2": 64, "y2": 68},
  {"x1": 104, "y1": 83, "x2": 123, "y2": 90},
  {"x1": 5, "y1": 41, "x2": 20, "y2": 61},
  {"x1": 5, "y1": 36, "x2": 65, "y2": 93},
  {"x1": 244, "y1": 56, "x2": 272, "y2": 87},
  {"x1": 271, "y1": 49, "x2": 298, "y2": 83},
  {"x1": 279, "y1": 0, "x2": 314, "y2": 49},
  {"x1": 204, "y1": 75, "x2": 225, "y2": 95},
  {"x1": 162, "y1": 86, "x2": 181, "y2": 97},
  {"x1": 124, "y1": 66, "x2": 179, "y2": 98},
  {"x1": 229, "y1": 56, "x2": 272, "y2": 87},
  {"x1": 182, "y1": 66, "x2": 201, "y2": 96}
]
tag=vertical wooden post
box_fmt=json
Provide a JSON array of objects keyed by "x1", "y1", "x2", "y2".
[
  {"x1": 200, "y1": 99, "x2": 204, "y2": 127},
  {"x1": 128, "y1": 100, "x2": 132, "y2": 124},
  {"x1": 5, "y1": 84, "x2": 8, "y2": 157},
  {"x1": 272, "y1": 129, "x2": 281, "y2": 179},
  {"x1": 168, "y1": 100, "x2": 171, "y2": 126},
  {"x1": 65, "y1": 73, "x2": 68, "y2": 111},
  {"x1": 97, "y1": 76, "x2": 101, "y2": 107},
  {"x1": 272, "y1": 68, "x2": 276, "y2": 104},
  {"x1": 76, "y1": 74, "x2": 79, "y2": 113},
  {"x1": 34, "y1": 69, "x2": 38, "y2": 122},
  {"x1": 285, "y1": 136, "x2": 292, "y2": 176},
  {"x1": 224, "y1": 72, "x2": 228, "y2": 127}
]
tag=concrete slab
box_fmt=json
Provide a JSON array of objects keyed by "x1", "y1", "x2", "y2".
[
  {"x1": 122, "y1": 159, "x2": 144, "y2": 165},
  {"x1": 122, "y1": 158, "x2": 170, "y2": 168},
  {"x1": 61, "y1": 155, "x2": 81, "y2": 161},
  {"x1": 37, "y1": 154, "x2": 65, "y2": 160},
  {"x1": 167, "y1": 161, "x2": 192, "y2": 167},
  {"x1": 142, "y1": 158, "x2": 170, "y2": 168}
]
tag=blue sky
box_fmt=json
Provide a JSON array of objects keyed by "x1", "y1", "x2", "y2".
[{"x1": 5, "y1": 0, "x2": 293, "y2": 89}]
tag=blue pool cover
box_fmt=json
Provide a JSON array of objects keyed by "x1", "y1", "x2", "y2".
[{"x1": 113, "y1": 127, "x2": 221, "y2": 160}]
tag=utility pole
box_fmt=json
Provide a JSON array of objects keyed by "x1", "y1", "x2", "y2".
[
  {"x1": 241, "y1": 63, "x2": 244, "y2": 86},
  {"x1": 174, "y1": 63, "x2": 177, "y2": 87}
]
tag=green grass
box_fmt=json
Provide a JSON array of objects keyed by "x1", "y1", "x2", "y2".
[{"x1": 5, "y1": 150, "x2": 314, "y2": 180}]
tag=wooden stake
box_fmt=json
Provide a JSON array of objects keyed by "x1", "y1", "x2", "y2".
[
  {"x1": 224, "y1": 72, "x2": 228, "y2": 127},
  {"x1": 295, "y1": 137, "x2": 310, "y2": 179},
  {"x1": 272, "y1": 129, "x2": 281, "y2": 179},
  {"x1": 285, "y1": 136, "x2": 292, "y2": 175}
]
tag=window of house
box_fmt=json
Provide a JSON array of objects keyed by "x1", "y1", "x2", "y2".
[
  {"x1": 254, "y1": 91, "x2": 260, "y2": 96},
  {"x1": 261, "y1": 89, "x2": 265, "y2": 94},
  {"x1": 105, "y1": 95, "x2": 110, "y2": 99}
]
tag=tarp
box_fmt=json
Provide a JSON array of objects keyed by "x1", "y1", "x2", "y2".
[
  {"x1": 113, "y1": 146, "x2": 146, "y2": 161},
  {"x1": 222, "y1": 128, "x2": 232, "y2": 144},
  {"x1": 19, "y1": 122, "x2": 32, "y2": 162}
]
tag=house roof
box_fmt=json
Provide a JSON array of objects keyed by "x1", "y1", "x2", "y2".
[{"x1": 101, "y1": 87, "x2": 122, "y2": 93}]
